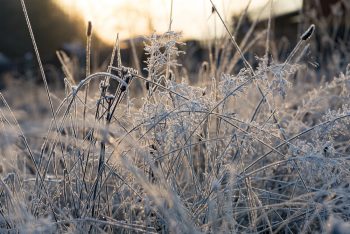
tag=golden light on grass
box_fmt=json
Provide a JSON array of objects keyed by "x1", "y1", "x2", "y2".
[
  {"x1": 54, "y1": 0, "x2": 302, "y2": 44},
  {"x1": 2, "y1": 0, "x2": 349, "y2": 233}
]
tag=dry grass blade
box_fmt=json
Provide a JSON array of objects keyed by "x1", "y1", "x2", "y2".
[{"x1": 20, "y1": 0, "x2": 57, "y2": 127}]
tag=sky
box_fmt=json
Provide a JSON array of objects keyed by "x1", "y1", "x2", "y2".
[{"x1": 54, "y1": 0, "x2": 302, "y2": 44}]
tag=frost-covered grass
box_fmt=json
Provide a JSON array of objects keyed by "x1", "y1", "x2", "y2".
[{"x1": 0, "y1": 1, "x2": 350, "y2": 233}]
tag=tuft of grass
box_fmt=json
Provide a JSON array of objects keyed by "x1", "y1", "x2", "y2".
[{"x1": 0, "y1": 1, "x2": 349, "y2": 233}]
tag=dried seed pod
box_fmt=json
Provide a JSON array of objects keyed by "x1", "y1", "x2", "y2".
[
  {"x1": 145, "y1": 81, "x2": 150, "y2": 90},
  {"x1": 124, "y1": 74, "x2": 132, "y2": 84},
  {"x1": 168, "y1": 70, "x2": 174, "y2": 80},
  {"x1": 149, "y1": 144, "x2": 157, "y2": 154},
  {"x1": 150, "y1": 144, "x2": 157, "y2": 150},
  {"x1": 120, "y1": 86, "x2": 126, "y2": 92},
  {"x1": 122, "y1": 67, "x2": 129, "y2": 76},
  {"x1": 120, "y1": 84, "x2": 127, "y2": 92},
  {"x1": 87, "y1": 21, "x2": 92, "y2": 37},
  {"x1": 300, "y1": 24, "x2": 315, "y2": 41},
  {"x1": 119, "y1": 73, "x2": 131, "y2": 92}
]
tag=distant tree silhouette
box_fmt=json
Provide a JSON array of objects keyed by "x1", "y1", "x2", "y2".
[{"x1": 0, "y1": 0, "x2": 85, "y2": 61}]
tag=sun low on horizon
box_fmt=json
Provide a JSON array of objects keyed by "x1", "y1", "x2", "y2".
[{"x1": 54, "y1": 0, "x2": 302, "y2": 44}]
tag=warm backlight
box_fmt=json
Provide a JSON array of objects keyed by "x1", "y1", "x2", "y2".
[{"x1": 54, "y1": 0, "x2": 302, "y2": 44}]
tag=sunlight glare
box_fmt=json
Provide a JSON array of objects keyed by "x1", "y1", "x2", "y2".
[{"x1": 54, "y1": 0, "x2": 302, "y2": 44}]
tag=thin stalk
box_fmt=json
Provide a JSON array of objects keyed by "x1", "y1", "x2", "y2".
[
  {"x1": 20, "y1": 0, "x2": 57, "y2": 126},
  {"x1": 83, "y1": 21, "x2": 92, "y2": 137}
]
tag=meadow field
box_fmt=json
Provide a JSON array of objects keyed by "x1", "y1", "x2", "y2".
[{"x1": 0, "y1": 0, "x2": 349, "y2": 233}]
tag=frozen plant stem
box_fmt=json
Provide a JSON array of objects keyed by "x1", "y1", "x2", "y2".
[
  {"x1": 209, "y1": 0, "x2": 255, "y2": 75},
  {"x1": 20, "y1": 0, "x2": 57, "y2": 127},
  {"x1": 83, "y1": 21, "x2": 92, "y2": 137},
  {"x1": 282, "y1": 24, "x2": 315, "y2": 69}
]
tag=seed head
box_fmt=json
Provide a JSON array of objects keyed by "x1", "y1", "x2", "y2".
[
  {"x1": 300, "y1": 24, "x2": 315, "y2": 41},
  {"x1": 120, "y1": 85, "x2": 127, "y2": 92},
  {"x1": 87, "y1": 21, "x2": 92, "y2": 37},
  {"x1": 122, "y1": 67, "x2": 129, "y2": 76},
  {"x1": 124, "y1": 74, "x2": 132, "y2": 84}
]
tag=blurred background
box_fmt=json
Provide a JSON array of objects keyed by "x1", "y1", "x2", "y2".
[{"x1": 0, "y1": 0, "x2": 349, "y2": 89}]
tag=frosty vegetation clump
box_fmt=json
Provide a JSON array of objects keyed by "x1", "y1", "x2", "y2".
[{"x1": 0, "y1": 1, "x2": 350, "y2": 233}]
